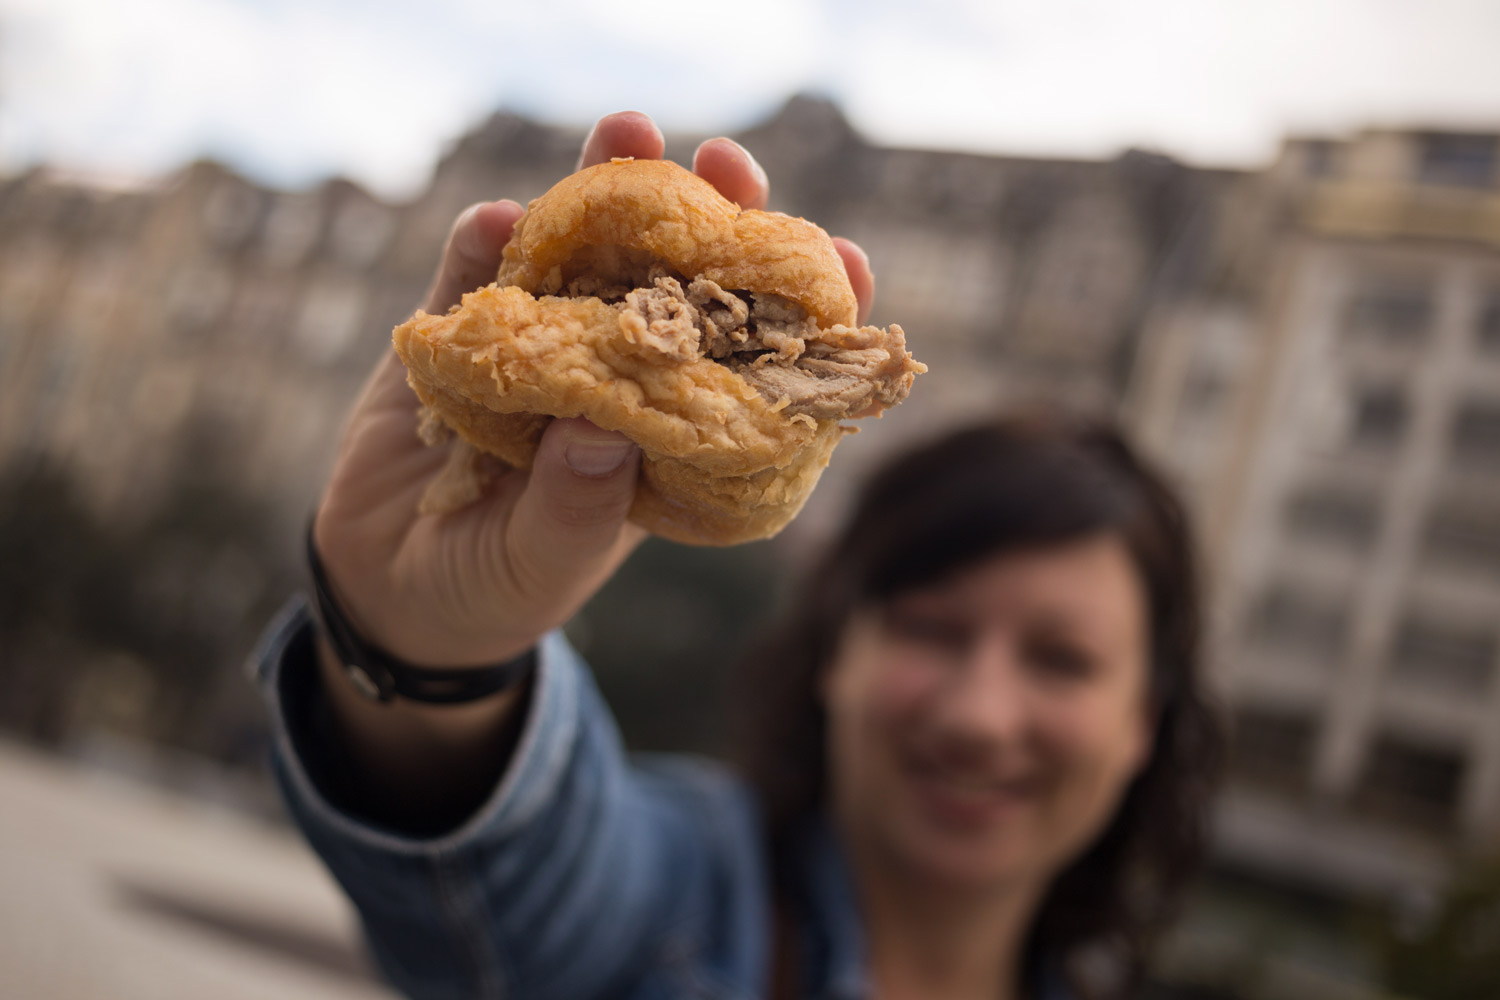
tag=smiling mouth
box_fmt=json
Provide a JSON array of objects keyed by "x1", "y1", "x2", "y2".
[{"x1": 903, "y1": 756, "x2": 1039, "y2": 826}]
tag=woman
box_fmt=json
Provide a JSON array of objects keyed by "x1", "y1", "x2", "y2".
[
  {"x1": 738, "y1": 418, "x2": 1222, "y2": 1000},
  {"x1": 253, "y1": 111, "x2": 1223, "y2": 1000}
]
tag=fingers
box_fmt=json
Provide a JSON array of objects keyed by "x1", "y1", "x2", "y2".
[
  {"x1": 833, "y1": 238, "x2": 875, "y2": 325},
  {"x1": 504, "y1": 418, "x2": 642, "y2": 591},
  {"x1": 422, "y1": 200, "x2": 525, "y2": 314},
  {"x1": 580, "y1": 112, "x2": 768, "y2": 211},
  {"x1": 578, "y1": 111, "x2": 665, "y2": 170},
  {"x1": 691, "y1": 138, "x2": 769, "y2": 211}
]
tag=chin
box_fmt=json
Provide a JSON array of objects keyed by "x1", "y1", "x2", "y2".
[
  {"x1": 882, "y1": 801, "x2": 1051, "y2": 891},
  {"x1": 863, "y1": 764, "x2": 1048, "y2": 888}
]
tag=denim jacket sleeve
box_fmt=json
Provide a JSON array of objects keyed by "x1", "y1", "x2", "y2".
[{"x1": 251, "y1": 598, "x2": 770, "y2": 1000}]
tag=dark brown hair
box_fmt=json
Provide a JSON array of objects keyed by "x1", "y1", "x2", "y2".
[{"x1": 737, "y1": 411, "x2": 1225, "y2": 999}]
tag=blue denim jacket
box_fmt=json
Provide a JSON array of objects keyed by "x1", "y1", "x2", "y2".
[{"x1": 254, "y1": 598, "x2": 1072, "y2": 1000}]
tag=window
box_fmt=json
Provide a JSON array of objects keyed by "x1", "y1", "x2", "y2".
[
  {"x1": 204, "y1": 181, "x2": 263, "y2": 249},
  {"x1": 1388, "y1": 617, "x2": 1496, "y2": 695},
  {"x1": 1172, "y1": 369, "x2": 1230, "y2": 449},
  {"x1": 165, "y1": 264, "x2": 232, "y2": 334},
  {"x1": 261, "y1": 193, "x2": 323, "y2": 267},
  {"x1": 1229, "y1": 706, "x2": 1317, "y2": 795},
  {"x1": 202, "y1": 368, "x2": 260, "y2": 426},
  {"x1": 1303, "y1": 140, "x2": 1337, "y2": 178},
  {"x1": 54, "y1": 191, "x2": 93, "y2": 235},
  {"x1": 859, "y1": 226, "x2": 1007, "y2": 329},
  {"x1": 1348, "y1": 384, "x2": 1409, "y2": 450},
  {"x1": 1351, "y1": 735, "x2": 1466, "y2": 832},
  {"x1": 330, "y1": 200, "x2": 395, "y2": 270},
  {"x1": 0, "y1": 235, "x2": 60, "y2": 324},
  {"x1": 1343, "y1": 279, "x2": 1432, "y2": 348},
  {"x1": 37, "y1": 341, "x2": 77, "y2": 401},
  {"x1": 64, "y1": 247, "x2": 126, "y2": 322},
  {"x1": 945, "y1": 157, "x2": 1007, "y2": 212},
  {"x1": 228, "y1": 276, "x2": 294, "y2": 346},
  {"x1": 294, "y1": 282, "x2": 365, "y2": 363},
  {"x1": 1424, "y1": 501, "x2": 1500, "y2": 579},
  {"x1": 881, "y1": 153, "x2": 937, "y2": 204},
  {"x1": 1285, "y1": 488, "x2": 1380, "y2": 549},
  {"x1": 1247, "y1": 585, "x2": 1349, "y2": 662},
  {"x1": 1182, "y1": 370, "x2": 1228, "y2": 418},
  {"x1": 1480, "y1": 291, "x2": 1500, "y2": 355},
  {"x1": 1417, "y1": 133, "x2": 1498, "y2": 189},
  {"x1": 1451, "y1": 401, "x2": 1500, "y2": 470}
]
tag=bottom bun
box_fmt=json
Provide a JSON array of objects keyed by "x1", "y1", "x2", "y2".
[
  {"x1": 629, "y1": 422, "x2": 847, "y2": 545},
  {"x1": 409, "y1": 389, "x2": 847, "y2": 545}
]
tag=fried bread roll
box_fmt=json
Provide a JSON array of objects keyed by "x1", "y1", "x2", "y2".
[{"x1": 394, "y1": 158, "x2": 924, "y2": 545}]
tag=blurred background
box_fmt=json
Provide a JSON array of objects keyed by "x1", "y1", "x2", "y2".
[{"x1": 2, "y1": 1, "x2": 1499, "y2": 998}]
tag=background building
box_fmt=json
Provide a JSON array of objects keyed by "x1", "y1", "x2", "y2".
[
  {"x1": 1131, "y1": 127, "x2": 1500, "y2": 899},
  {"x1": 2, "y1": 97, "x2": 1497, "y2": 998}
]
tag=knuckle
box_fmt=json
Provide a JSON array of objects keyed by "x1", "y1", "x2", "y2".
[
  {"x1": 449, "y1": 202, "x2": 483, "y2": 237},
  {"x1": 548, "y1": 492, "x2": 631, "y2": 530},
  {"x1": 499, "y1": 545, "x2": 548, "y2": 604},
  {"x1": 440, "y1": 206, "x2": 483, "y2": 263}
]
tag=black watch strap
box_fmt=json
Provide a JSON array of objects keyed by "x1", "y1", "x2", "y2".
[{"x1": 305, "y1": 524, "x2": 536, "y2": 704}]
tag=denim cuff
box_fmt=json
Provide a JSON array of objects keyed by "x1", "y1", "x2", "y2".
[{"x1": 251, "y1": 595, "x2": 582, "y2": 857}]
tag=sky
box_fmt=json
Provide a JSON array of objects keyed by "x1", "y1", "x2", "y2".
[{"x1": 1, "y1": 0, "x2": 1498, "y2": 200}]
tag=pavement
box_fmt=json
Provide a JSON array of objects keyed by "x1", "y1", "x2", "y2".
[{"x1": 0, "y1": 740, "x2": 396, "y2": 1000}]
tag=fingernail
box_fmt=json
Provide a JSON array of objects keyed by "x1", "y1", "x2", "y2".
[
  {"x1": 565, "y1": 440, "x2": 636, "y2": 477},
  {"x1": 741, "y1": 145, "x2": 769, "y2": 188},
  {"x1": 715, "y1": 138, "x2": 765, "y2": 184}
]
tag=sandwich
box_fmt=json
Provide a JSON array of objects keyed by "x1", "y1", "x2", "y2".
[{"x1": 393, "y1": 157, "x2": 925, "y2": 545}]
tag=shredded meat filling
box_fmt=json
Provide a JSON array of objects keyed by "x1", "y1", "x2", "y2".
[
  {"x1": 621, "y1": 277, "x2": 700, "y2": 362},
  {"x1": 607, "y1": 274, "x2": 919, "y2": 421},
  {"x1": 688, "y1": 279, "x2": 751, "y2": 357}
]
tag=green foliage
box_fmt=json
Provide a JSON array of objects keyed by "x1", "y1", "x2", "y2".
[
  {"x1": 570, "y1": 535, "x2": 784, "y2": 757},
  {"x1": 0, "y1": 453, "x2": 295, "y2": 760},
  {"x1": 1377, "y1": 856, "x2": 1500, "y2": 1000},
  {"x1": 0, "y1": 459, "x2": 118, "y2": 637}
]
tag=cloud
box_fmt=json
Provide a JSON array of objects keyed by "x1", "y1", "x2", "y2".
[
  {"x1": 0, "y1": 0, "x2": 485, "y2": 195},
  {"x1": 829, "y1": 0, "x2": 1500, "y2": 164},
  {"x1": 1, "y1": 0, "x2": 1497, "y2": 197}
]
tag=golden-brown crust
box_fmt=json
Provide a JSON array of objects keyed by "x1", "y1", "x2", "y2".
[
  {"x1": 394, "y1": 157, "x2": 916, "y2": 546},
  {"x1": 394, "y1": 284, "x2": 848, "y2": 544},
  {"x1": 396, "y1": 285, "x2": 824, "y2": 475},
  {"x1": 630, "y1": 421, "x2": 848, "y2": 545},
  {"x1": 496, "y1": 159, "x2": 858, "y2": 328}
]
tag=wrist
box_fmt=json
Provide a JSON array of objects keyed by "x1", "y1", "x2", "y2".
[
  {"x1": 306, "y1": 521, "x2": 537, "y2": 704},
  {"x1": 311, "y1": 511, "x2": 537, "y2": 667}
]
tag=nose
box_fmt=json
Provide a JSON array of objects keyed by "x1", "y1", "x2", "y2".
[{"x1": 927, "y1": 632, "x2": 1030, "y2": 751}]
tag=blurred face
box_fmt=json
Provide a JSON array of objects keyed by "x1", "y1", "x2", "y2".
[{"x1": 822, "y1": 534, "x2": 1153, "y2": 891}]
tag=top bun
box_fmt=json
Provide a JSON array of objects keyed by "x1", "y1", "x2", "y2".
[{"x1": 496, "y1": 158, "x2": 859, "y2": 328}]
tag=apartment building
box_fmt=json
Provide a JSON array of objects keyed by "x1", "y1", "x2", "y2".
[
  {"x1": 3, "y1": 100, "x2": 1494, "y2": 908},
  {"x1": 1132, "y1": 128, "x2": 1500, "y2": 897},
  {"x1": 0, "y1": 97, "x2": 1228, "y2": 540},
  {"x1": 0, "y1": 160, "x2": 428, "y2": 532}
]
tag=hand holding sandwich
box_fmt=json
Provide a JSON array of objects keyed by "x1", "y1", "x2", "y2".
[
  {"x1": 315, "y1": 112, "x2": 881, "y2": 674},
  {"x1": 307, "y1": 113, "x2": 881, "y2": 822}
]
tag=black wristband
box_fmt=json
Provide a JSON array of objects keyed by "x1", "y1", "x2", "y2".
[{"x1": 305, "y1": 523, "x2": 536, "y2": 704}]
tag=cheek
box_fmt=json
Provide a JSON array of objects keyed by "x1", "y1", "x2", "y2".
[
  {"x1": 1041, "y1": 696, "x2": 1149, "y2": 825},
  {"x1": 827, "y1": 642, "x2": 945, "y2": 730},
  {"x1": 826, "y1": 655, "x2": 947, "y2": 788},
  {"x1": 866, "y1": 658, "x2": 945, "y2": 726}
]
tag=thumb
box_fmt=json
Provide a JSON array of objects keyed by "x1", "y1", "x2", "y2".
[{"x1": 506, "y1": 418, "x2": 642, "y2": 588}]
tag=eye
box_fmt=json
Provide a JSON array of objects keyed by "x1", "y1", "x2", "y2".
[
  {"x1": 881, "y1": 605, "x2": 972, "y2": 654},
  {"x1": 1025, "y1": 637, "x2": 1097, "y2": 680}
]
